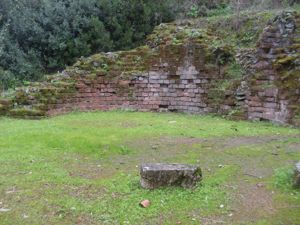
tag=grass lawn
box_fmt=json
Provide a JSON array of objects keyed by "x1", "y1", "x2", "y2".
[{"x1": 0, "y1": 111, "x2": 299, "y2": 225}]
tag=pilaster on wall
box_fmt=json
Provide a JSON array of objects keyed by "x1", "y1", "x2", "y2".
[{"x1": 247, "y1": 11, "x2": 300, "y2": 124}]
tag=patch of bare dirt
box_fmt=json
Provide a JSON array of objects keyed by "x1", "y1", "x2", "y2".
[
  {"x1": 63, "y1": 134, "x2": 300, "y2": 185},
  {"x1": 200, "y1": 217, "x2": 228, "y2": 225},
  {"x1": 66, "y1": 184, "x2": 107, "y2": 200},
  {"x1": 202, "y1": 134, "x2": 299, "y2": 152},
  {"x1": 125, "y1": 136, "x2": 203, "y2": 150},
  {"x1": 122, "y1": 136, "x2": 204, "y2": 165},
  {"x1": 229, "y1": 182, "x2": 276, "y2": 223},
  {"x1": 214, "y1": 136, "x2": 279, "y2": 150},
  {"x1": 200, "y1": 182, "x2": 276, "y2": 225},
  {"x1": 126, "y1": 135, "x2": 296, "y2": 156},
  {"x1": 285, "y1": 142, "x2": 300, "y2": 153},
  {"x1": 67, "y1": 162, "x2": 115, "y2": 180},
  {"x1": 59, "y1": 134, "x2": 299, "y2": 224},
  {"x1": 63, "y1": 154, "x2": 118, "y2": 180}
]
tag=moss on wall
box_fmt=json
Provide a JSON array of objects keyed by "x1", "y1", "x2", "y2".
[{"x1": 0, "y1": 10, "x2": 299, "y2": 125}]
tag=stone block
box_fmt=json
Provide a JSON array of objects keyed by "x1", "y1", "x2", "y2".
[
  {"x1": 182, "y1": 80, "x2": 188, "y2": 84},
  {"x1": 249, "y1": 101, "x2": 263, "y2": 107},
  {"x1": 140, "y1": 163, "x2": 202, "y2": 189},
  {"x1": 265, "y1": 88, "x2": 278, "y2": 97},
  {"x1": 294, "y1": 162, "x2": 300, "y2": 188},
  {"x1": 264, "y1": 102, "x2": 278, "y2": 108}
]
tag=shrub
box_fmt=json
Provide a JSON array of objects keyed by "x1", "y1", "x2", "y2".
[
  {"x1": 274, "y1": 167, "x2": 294, "y2": 191},
  {"x1": 0, "y1": 0, "x2": 175, "y2": 90}
]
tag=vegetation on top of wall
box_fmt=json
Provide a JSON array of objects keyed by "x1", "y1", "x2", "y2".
[
  {"x1": 0, "y1": 5, "x2": 299, "y2": 119},
  {"x1": 0, "y1": 0, "x2": 176, "y2": 90},
  {"x1": 71, "y1": 46, "x2": 156, "y2": 79},
  {"x1": 0, "y1": 0, "x2": 298, "y2": 91}
]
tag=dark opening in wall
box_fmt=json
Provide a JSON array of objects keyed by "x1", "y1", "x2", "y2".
[
  {"x1": 259, "y1": 118, "x2": 269, "y2": 122},
  {"x1": 159, "y1": 104, "x2": 168, "y2": 109},
  {"x1": 262, "y1": 47, "x2": 271, "y2": 54},
  {"x1": 169, "y1": 75, "x2": 180, "y2": 80},
  {"x1": 160, "y1": 84, "x2": 168, "y2": 88}
]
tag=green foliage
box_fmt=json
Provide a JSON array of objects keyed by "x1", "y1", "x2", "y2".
[
  {"x1": 186, "y1": 1, "x2": 232, "y2": 18},
  {"x1": 0, "y1": 68, "x2": 18, "y2": 92},
  {"x1": 0, "y1": 0, "x2": 298, "y2": 91},
  {"x1": 273, "y1": 167, "x2": 295, "y2": 191},
  {"x1": 207, "y1": 5, "x2": 232, "y2": 17},
  {"x1": 198, "y1": 0, "x2": 230, "y2": 10},
  {"x1": 0, "y1": 111, "x2": 299, "y2": 224},
  {"x1": 199, "y1": 5, "x2": 209, "y2": 17},
  {"x1": 187, "y1": 5, "x2": 200, "y2": 18},
  {"x1": 226, "y1": 62, "x2": 244, "y2": 78},
  {"x1": 239, "y1": 31, "x2": 257, "y2": 45},
  {"x1": 0, "y1": 0, "x2": 175, "y2": 90}
]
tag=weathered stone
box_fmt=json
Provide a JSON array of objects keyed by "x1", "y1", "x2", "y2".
[
  {"x1": 140, "y1": 163, "x2": 202, "y2": 189},
  {"x1": 1, "y1": 12, "x2": 299, "y2": 127},
  {"x1": 247, "y1": 11, "x2": 300, "y2": 124},
  {"x1": 294, "y1": 162, "x2": 300, "y2": 188}
]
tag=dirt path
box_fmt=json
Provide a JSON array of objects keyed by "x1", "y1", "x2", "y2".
[{"x1": 62, "y1": 134, "x2": 300, "y2": 224}]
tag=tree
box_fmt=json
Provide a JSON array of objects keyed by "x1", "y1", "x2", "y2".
[{"x1": 0, "y1": 0, "x2": 176, "y2": 90}]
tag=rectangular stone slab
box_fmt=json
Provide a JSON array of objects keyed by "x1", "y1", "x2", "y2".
[
  {"x1": 294, "y1": 162, "x2": 300, "y2": 188},
  {"x1": 140, "y1": 163, "x2": 202, "y2": 189}
]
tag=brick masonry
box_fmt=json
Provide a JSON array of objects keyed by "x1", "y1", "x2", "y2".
[
  {"x1": 47, "y1": 51, "x2": 225, "y2": 116},
  {"x1": 1, "y1": 12, "x2": 299, "y2": 125},
  {"x1": 247, "y1": 11, "x2": 300, "y2": 124}
]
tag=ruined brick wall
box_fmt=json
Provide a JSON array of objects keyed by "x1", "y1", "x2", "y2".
[
  {"x1": 1, "y1": 11, "x2": 299, "y2": 125},
  {"x1": 48, "y1": 71, "x2": 216, "y2": 116},
  {"x1": 47, "y1": 44, "x2": 232, "y2": 116},
  {"x1": 247, "y1": 11, "x2": 300, "y2": 124},
  {"x1": 0, "y1": 99, "x2": 11, "y2": 115}
]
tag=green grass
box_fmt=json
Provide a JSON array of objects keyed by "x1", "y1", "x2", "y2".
[{"x1": 0, "y1": 111, "x2": 299, "y2": 224}]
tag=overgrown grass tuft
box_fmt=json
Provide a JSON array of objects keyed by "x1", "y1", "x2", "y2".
[{"x1": 273, "y1": 167, "x2": 295, "y2": 191}]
